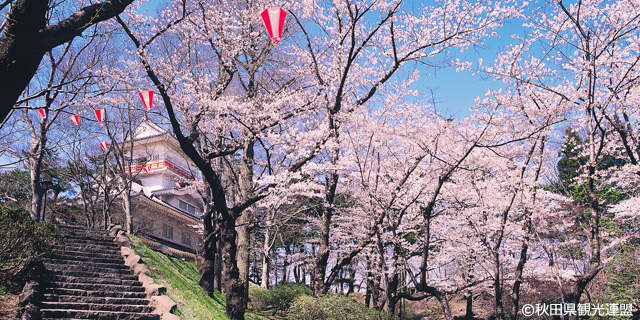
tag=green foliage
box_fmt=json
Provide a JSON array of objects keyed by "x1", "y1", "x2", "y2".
[
  {"x1": 403, "y1": 231, "x2": 417, "y2": 244},
  {"x1": 603, "y1": 243, "x2": 640, "y2": 306},
  {"x1": 0, "y1": 206, "x2": 60, "y2": 292},
  {"x1": 250, "y1": 283, "x2": 313, "y2": 315},
  {"x1": 0, "y1": 169, "x2": 30, "y2": 210},
  {"x1": 286, "y1": 294, "x2": 390, "y2": 320},
  {"x1": 554, "y1": 127, "x2": 628, "y2": 206},
  {"x1": 248, "y1": 286, "x2": 272, "y2": 312}
]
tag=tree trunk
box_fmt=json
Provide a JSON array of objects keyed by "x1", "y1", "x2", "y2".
[
  {"x1": 347, "y1": 267, "x2": 356, "y2": 295},
  {"x1": 420, "y1": 211, "x2": 432, "y2": 287},
  {"x1": 435, "y1": 292, "x2": 453, "y2": 320},
  {"x1": 494, "y1": 252, "x2": 504, "y2": 320},
  {"x1": 365, "y1": 256, "x2": 374, "y2": 308},
  {"x1": 214, "y1": 239, "x2": 222, "y2": 292},
  {"x1": 313, "y1": 207, "x2": 332, "y2": 297},
  {"x1": 237, "y1": 139, "x2": 254, "y2": 301},
  {"x1": 221, "y1": 210, "x2": 245, "y2": 320},
  {"x1": 260, "y1": 230, "x2": 270, "y2": 288},
  {"x1": 236, "y1": 212, "x2": 250, "y2": 300},
  {"x1": 0, "y1": 0, "x2": 47, "y2": 124},
  {"x1": 386, "y1": 272, "x2": 399, "y2": 315},
  {"x1": 282, "y1": 245, "x2": 291, "y2": 284},
  {"x1": 122, "y1": 191, "x2": 132, "y2": 233},
  {"x1": 509, "y1": 240, "x2": 528, "y2": 320},
  {"x1": 465, "y1": 291, "x2": 474, "y2": 319},
  {"x1": 199, "y1": 207, "x2": 217, "y2": 296},
  {"x1": 30, "y1": 169, "x2": 44, "y2": 221}
]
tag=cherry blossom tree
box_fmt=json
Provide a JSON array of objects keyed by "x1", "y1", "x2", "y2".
[
  {"x1": 114, "y1": 1, "x2": 322, "y2": 318},
  {"x1": 287, "y1": 0, "x2": 523, "y2": 299},
  {"x1": 477, "y1": 0, "x2": 640, "y2": 315}
]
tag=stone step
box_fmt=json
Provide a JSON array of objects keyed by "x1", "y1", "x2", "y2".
[
  {"x1": 39, "y1": 226, "x2": 160, "y2": 320},
  {"x1": 42, "y1": 294, "x2": 150, "y2": 306},
  {"x1": 49, "y1": 275, "x2": 142, "y2": 286},
  {"x1": 42, "y1": 258, "x2": 130, "y2": 270},
  {"x1": 40, "y1": 309, "x2": 160, "y2": 320},
  {"x1": 45, "y1": 288, "x2": 147, "y2": 299},
  {"x1": 58, "y1": 226, "x2": 110, "y2": 235},
  {"x1": 57, "y1": 224, "x2": 109, "y2": 231},
  {"x1": 61, "y1": 238, "x2": 119, "y2": 248},
  {"x1": 40, "y1": 302, "x2": 154, "y2": 313},
  {"x1": 44, "y1": 269, "x2": 138, "y2": 280},
  {"x1": 49, "y1": 281, "x2": 146, "y2": 293},
  {"x1": 54, "y1": 249, "x2": 123, "y2": 260},
  {"x1": 63, "y1": 234, "x2": 118, "y2": 243},
  {"x1": 47, "y1": 253, "x2": 123, "y2": 264},
  {"x1": 60, "y1": 229, "x2": 114, "y2": 237},
  {"x1": 43, "y1": 262, "x2": 134, "y2": 276},
  {"x1": 53, "y1": 244, "x2": 120, "y2": 254}
]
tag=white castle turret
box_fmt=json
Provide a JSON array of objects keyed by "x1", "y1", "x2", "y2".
[{"x1": 127, "y1": 120, "x2": 203, "y2": 258}]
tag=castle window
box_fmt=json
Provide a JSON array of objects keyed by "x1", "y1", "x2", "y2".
[
  {"x1": 179, "y1": 200, "x2": 197, "y2": 214},
  {"x1": 181, "y1": 233, "x2": 191, "y2": 246},
  {"x1": 162, "y1": 224, "x2": 173, "y2": 239}
]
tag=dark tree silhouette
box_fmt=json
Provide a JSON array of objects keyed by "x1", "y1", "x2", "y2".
[{"x1": 0, "y1": 0, "x2": 135, "y2": 123}]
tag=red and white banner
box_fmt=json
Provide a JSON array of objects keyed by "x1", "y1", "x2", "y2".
[
  {"x1": 139, "y1": 90, "x2": 154, "y2": 109},
  {"x1": 100, "y1": 141, "x2": 108, "y2": 151},
  {"x1": 70, "y1": 114, "x2": 80, "y2": 126},
  {"x1": 94, "y1": 109, "x2": 105, "y2": 124},
  {"x1": 261, "y1": 7, "x2": 286, "y2": 43},
  {"x1": 174, "y1": 182, "x2": 181, "y2": 189},
  {"x1": 38, "y1": 108, "x2": 47, "y2": 119},
  {"x1": 143, "y1": 166, "x2": 150, "y2": 174}
]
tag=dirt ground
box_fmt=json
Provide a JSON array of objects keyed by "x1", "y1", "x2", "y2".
[
  {"x1": 0, "y1": 293, "x2": 19, "y2": 320},
  {"x1": 403, "y1": 294, "x2": 494, "y2": 320}
]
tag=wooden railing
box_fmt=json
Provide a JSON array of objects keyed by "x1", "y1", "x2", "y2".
[{"x1": 127, "y1": 160, "x2": 195, "y2": 180}]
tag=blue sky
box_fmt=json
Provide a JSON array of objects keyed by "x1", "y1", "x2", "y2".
[{"x1": 409, "y1": 17, "x2": 526, "y2": 119}]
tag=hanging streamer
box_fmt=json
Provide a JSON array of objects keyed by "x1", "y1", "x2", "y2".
[
  {"x1": 94, "y1": 109, "x2": 105, "y2": 124},
  {"x1": 139, "y1": 90, "x2": 154, "y2": 109},
  {"x1": 100, "y1": 141, "x2": 108, "y2": 151},
  {"x1": 38, "y1": 108, "x2": 47, "y2": 119},
  {"x1": 70, "y1": 115, "x2": 80, "y2": 126},
  {"x1": 260, "y1": 7, "x2": 287, "y2": 43}
]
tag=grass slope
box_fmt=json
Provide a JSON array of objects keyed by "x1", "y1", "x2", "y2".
[{"x1": 129, "y1": 236, "x2": 267, "y2": 320}]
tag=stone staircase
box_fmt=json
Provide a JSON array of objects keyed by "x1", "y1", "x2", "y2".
[{"x1": 35, "y1": 225, "x2": 160, "y2": 320}]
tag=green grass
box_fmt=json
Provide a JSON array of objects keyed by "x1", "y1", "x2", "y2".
[
  {"x1": 129, "y1": 236, "x2": 227, "y2": 319},
  {"x1": 129, "y1": 236, "x2": 268, "y2": 320}
]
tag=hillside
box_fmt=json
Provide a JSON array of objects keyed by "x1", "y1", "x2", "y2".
[{"x1": 129, "y1": 236, "x2": 267, "y2": 320}]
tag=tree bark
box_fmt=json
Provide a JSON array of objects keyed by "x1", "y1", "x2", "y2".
[
  {"x1": 435, "y1": 291, "x2": 453, "y2": 320},
  {"x1": 236, "y1": 212, "x2": 250, "y2": 301},
  {"x1": 122, "y1": 191, "x2": 132, "y2": 234},
  {"x1": 313, "y1": 203, "x2": 333, "y2": 297},
  {"x1": 199, "y1": 205, "x2": 217, "y2": 295},
  {"x1": 237, "y1": 139, "x2": 255, "y2": 301},
  {"x1": 260, "y1": 226, "x2": 271, "y2": 288},
  {"x1": 493, "y1": 252, "x2": 504, "y2": 320}
]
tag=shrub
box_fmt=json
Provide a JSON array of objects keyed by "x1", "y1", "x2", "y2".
[
  {"x1": 248, "y1": 286, "x2": 272, "y2": 312},
  {"x1": 287, "y1": 294, "x2": 390, "y2": 320},
  {"x1": 249, "y1": 282, "x2": 313, "y2": 315},
  {"x1": 0, "y1": 207, "x2": 60, "y2": 292}
]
